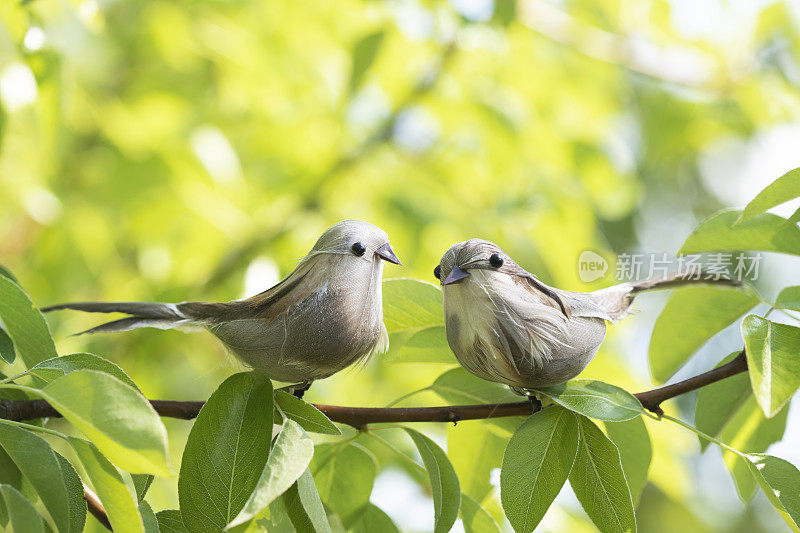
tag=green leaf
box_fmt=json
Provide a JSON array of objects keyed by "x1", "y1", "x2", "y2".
[
  {"x1": 132, "y1": 474, "x2": 154, "y2": 502},
  {"x1": 741, "y1": 315, "x2": 800, "y2": 417},
  {"x1": 139, "y1": 500, "x2": 159, "y2": 533},
  {"x1": 311, "y1": 442, "x2": 377, "y2": 525},
  {"x1": 55, "y1": 451, "x2": 87, "y2": 533},
  {"x1": 349, "y1": 31, "x2": 385, "y2": 94},
  {"x1": 746, "y1": 454, "x2": 800, "y2": 532},
  {"x1": 69, "y1": 437, "x2": 144, "y2": 533},
  {"x1": 156, "y1": 510, "x2": 188, "y2": 533},
  {"x1": 649, "y1": 285, "x2": 759, "y2": 382},
  {"x1": 30, "y1": 353, "x2": 140, "y2": 390},
  {"x1": 178, "y1": 372, "x2": 273, "y2": 533},
  {"x1": 284, "y1": 469, "x2": 332, "y2": 533},
  {"x1": 432, "y1": 367, "x2": 519, "y2": 405},
  {"x1": 775, "y1": 286, "x2": 800, "y2": 313},
  {"x1": 737, "y1": 168, "x2": 800, "y2": 224},
  {"x1": 0, "y1": 422, "x2": 86, "y2": 533},
  {"x1": 0, "y1": 326, "x2": 15, "y2": 364},
  {"x1": 695, "y1": 352, "x2": 751, "y2": 451},
  {"x1": 721, "y1": 397, "x2": 788, "y2": 501},
  {"x1": 500, "y1": 407, "x2": 579, "y2": 533},
  {"x1": 0, "y1": 444, "x2": 22, "y2": 490},
  {"x1": 680, "y1": 210, "x2": 800, "y2": 257},
  {"x1": 0, "y1": 275, "x2": 57, "y2": 368},
  {"x1": 274, "y1": 391, "x2": 340, "y2": 435},
  {"x1": 569, "y1": 415, "x2": 636, "y2": 533},
  {"x1": 448, "y1": 421, "x2": 506, "y2": 502},
  {"x1": 537, "y1": 380, "x2": 644, "y2": 421},
  {"x1": 3, "y1": 370, "x2": 170, "y2": 476},
  {"x1": 382, "y1": 278, "x2": 444, "y2": 333},
  {"x1": 227, "y1": 419, "x2": 314, "y2": 529},
  {"x1": 382, "y1": 279, "x2": 450, "y2": 363},
  {"x1": 404, "y1": 428, "x2": 461, "y2": 533},
  {"x1": 349, "y1": 503, "x2": 398, "y2": 533},
  {"x1": 0, "y1": 484, "x2": 46, "y2": 533},
  {"x1": 603, "y1": 418, "x2": 651, "y2": 506},
  {"x1": 460, "y1": 494, "x2": 501, "y2": 533},
  {"x1": 386, "y1": 327, "x2": 455, "y2": 364}
]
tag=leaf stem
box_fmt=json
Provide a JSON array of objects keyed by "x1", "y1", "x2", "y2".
[{"x1": 364, "y1": 430, "x2": 427, "y2": 474}]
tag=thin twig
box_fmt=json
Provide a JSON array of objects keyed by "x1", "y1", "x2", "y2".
[{"x1": 83, "y1": 484, "x2": 112, "y2": 531}]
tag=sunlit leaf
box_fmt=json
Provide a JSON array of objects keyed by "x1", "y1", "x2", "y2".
[
  {"x1": 0, "y1": 484, "x2": 46, "y2": 533},
  {"x1": 695, "y1": 352, "x2": 751, "y2": 451},
  {"x1": 746, "y1": 454, "x2": 800, "y2": 532},
  {"x1": 0, "y1": 275, "x2": 57, "y2": 368},
  {"x1": 741, "y1": 315, "x2": 800, "y2": 417},
  {"x1": 537, "y1": 380, "x2": 644, "y2": 421},
  {"x1": 604, "y1": 417, "x2": 652, "y2": 506},
  {"x1": 274, "y1": 390, "x2": 340, "y2": 435},
  {"x1": 284, "y1": 469, "x2": 332, "y2": 533},
  {"x1": 382, "y1": 278, "x2": 444, "y2": 332},
  {"x1": 404, "y1": 428, "x2": 461, "y2": 533},
  {"x1": 736, "y1": 168, "x2": 800, "y2": 224},
  {"x1": 227, "y1": 419, "x2": 314, "y2": 529},
  {"x1": 460, "y1": 493, "x2": 501, "y2": 533},
  {"x1": 70, "y1": 438, "x2": 144, "y2": 533},
  {"x1": 775, "y1": 286, "x2": 800, "y2": 313},
  {"x1": 501, "y1": 407, "x2": 579, "y2": 533},
  {"x1": 448, "y1": 420, "x2": 506, "y2": 502},
  {"x1": 311, "y1": 442, "x2": 377, "y2": 525},
  {"x1": 649, "y1": 285, "x2": 759, "y2": 382},
  {"x1": 569, "y1": 415, "x2": 636, "y2": 533},
  {"x1": 178, "y1": 372, "x2": 273, "y2": 532},
  {"x1": 680, "y1": 210, "x2": 800, "y2": 257},
  {"x1": 721, "y1": 398, "x2": 788, "y2": 501},
  {"x1": 4, "y1": 370, "x2": 170, "y2": 476},
  {"x1": 30, "y1": 353, "x2": 139, "y2": 390}
]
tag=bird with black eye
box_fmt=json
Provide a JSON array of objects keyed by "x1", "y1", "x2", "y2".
[
  {"x1": 489, "y1": 253, "x2": 503, "y2": 267},
  {"x1": 433, "y1": 265, "x2": 442, "y2": 280},
  {"x1": 351, "y1": 241, "x2": 367, "y2": 256}
]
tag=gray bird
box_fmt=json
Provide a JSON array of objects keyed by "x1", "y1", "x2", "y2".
[
  {"x1": 43, "y1": 220, "x2": 401, "y2": 393},
  {"x1": 434, "y1": 239, "x2": 734, "y2": 392}
]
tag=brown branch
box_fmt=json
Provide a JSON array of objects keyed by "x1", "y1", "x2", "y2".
[{"x1": 0, "y1": 350, "x2": 749, "y2": 427}]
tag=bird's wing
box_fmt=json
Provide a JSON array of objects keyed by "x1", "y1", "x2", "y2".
[
  {"x1": 505, "y1": 263, "x2": 573, "y2": 318},
  {"x1": 178, "y1": 258, "x2": 319, "y2": 323}
]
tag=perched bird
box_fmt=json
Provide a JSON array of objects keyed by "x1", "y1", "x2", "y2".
[
  {"x1": 43, "y1": 220, "x2": 401, "y2": 393},
  {"x1": 434, "y1": 239, "x2": 734, "y2": 392}
]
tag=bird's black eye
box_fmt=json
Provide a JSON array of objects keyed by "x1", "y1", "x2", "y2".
[
  {"x1": 434, "y1": 265, "x2": 441, "y2": 280},
  {"x1": 351, "y1": 242, "x2": 366, "y2": 256},
  {"x1": 489, "y1": 253, "x2": 504, "y2": 267}
]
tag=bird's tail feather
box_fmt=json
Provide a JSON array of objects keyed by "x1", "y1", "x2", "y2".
[
  {"x1": 589, "y1": 272, "x2": 741, "y2": 323},
  {"x1": 41, "y1": 301, "x2": 192, "y2": 335}
]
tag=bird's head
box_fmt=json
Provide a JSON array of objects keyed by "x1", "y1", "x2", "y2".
[{"x1": 312, "y1": 220, "x2": 402, "y2": 266}]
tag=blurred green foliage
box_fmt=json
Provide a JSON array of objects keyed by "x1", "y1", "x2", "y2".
[{"x1": 2, "y1": 0, "x2": 800, "y2": 531}]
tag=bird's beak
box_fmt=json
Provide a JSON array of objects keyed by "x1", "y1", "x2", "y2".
[
  {"x1": 442, "y1": 265, "x2": 470, "y2": 285},
  {"x1": 375, "y1": 242, "x2": 402, "y2": 265}
]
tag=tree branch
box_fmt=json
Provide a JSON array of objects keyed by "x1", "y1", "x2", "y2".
[{"x1": 0, "y1": 350, "x2": 748, "y2": 428}]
